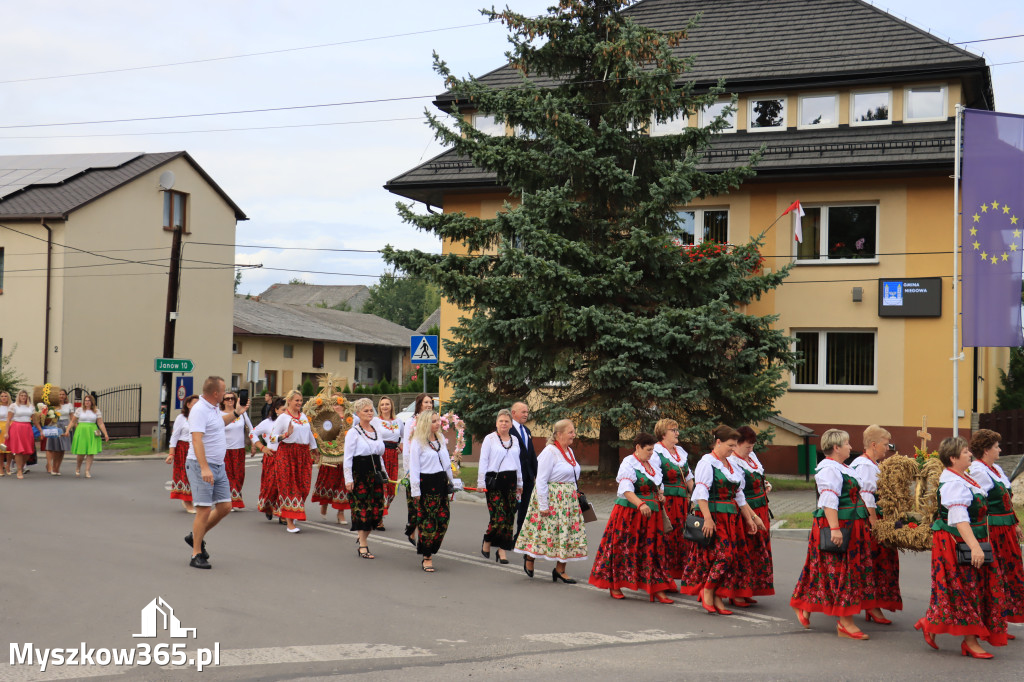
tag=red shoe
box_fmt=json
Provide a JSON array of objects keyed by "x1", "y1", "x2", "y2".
[
  {"x1": 699, "y1": 589, "x2": 717, "y2": 615},
  {"x1": 610, "y1": 589, "x2": 625, "y2": 600},
  {"x1": 837, "y1": 623, "x2": 869, "y2": 640},
  {"x1": 650, "y1": 592, "x2": 674, "y2": 604},
  {"x1": 865, "y1": 610, "x2": 893, "y2": 625},
  {"x1": 1008, "y1": 633, "x2": 1016, "y2": 641},
  {"x1": 794, "y1": 608, "x2": 810, "y2": 629},
  {"x1": 715, "y1": 605, "x2": 734, "y2": 616},
  {"x1": 961, "y1": 641, "x2": 993, "y2": 659},
  {"x1": 729, "y1": 598, "x2": 752, "y2": 608},
  {"x1": 746, "y1": 598, "x2": 758, "y2": 604},
  {"x1": 915, "y1": 620, "x2": 938, "y2": 650}
]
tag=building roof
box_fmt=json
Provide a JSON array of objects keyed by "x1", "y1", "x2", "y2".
[
  {"x1": 258, "y1": 283, "x2": 370, "y2": 311},
  {"x1": 416, "y1": 307, "x2": 441, "y2": 333},
  {"x1": 764, "y1": 414, "x2": 816, "y2": 438},
  {"x1": 233, "y1": 297, "x2": 415, "y2": 347},
  {"x1": 0, "y1": 151, "x2": 247, "y2": 220}
]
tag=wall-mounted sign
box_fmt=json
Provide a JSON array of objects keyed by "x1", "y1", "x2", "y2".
[{"x1": 878, "y1": 278, "x2": 942, "y2": 317}]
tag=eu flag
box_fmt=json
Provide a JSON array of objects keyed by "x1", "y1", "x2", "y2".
[{"x1": 962, "y1": 109, "x2": 1024, "y2": 347}]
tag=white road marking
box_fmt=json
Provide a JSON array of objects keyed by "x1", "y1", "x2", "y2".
[
  {"x1": 3, "y1": 666, "x2": 124, "y2": 682},
  {"x1": 205, "y1": 643, "x2": 433, "y2": 668},
  {"x1": 523, "y1": 629, "x2": 695, "y2": 647}
]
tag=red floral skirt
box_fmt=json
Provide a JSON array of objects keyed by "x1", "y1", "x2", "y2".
[
  {"x1": 678, "y1": 509, "x2": 750, "y2": 598},
  {"x1": 224, "y1": 447, "x2": 246, "y2": 508},
  {"x1": 736, "y1": 504, "x2": 775, "y2": 596},
  {"x1": 867, "y1": 529, "x2": 902, "y2": 611},
  {"x1": 661, "y1": 495, "x2": 692, "y2": 580},
  {"x1": 257, "y1": 451, "x2": 278, "y2": 515},
  {"x1": 274, "y1": 442, "x2": 312, "y2": 521},
  {"x1": 383, "y1": 443, "x2": 399, "y2": 503},
  {"x1": 169, "y1": 441, "x2": 192, "y2": 501},
  {"x1": 589, "y1": 503, "x2": 678, "y2": 596},
  {"x1": 311, "y1": 464, "x2": 350, "y2": 511},
  {"x1": 790, "y1": 516, "x2": 875, "y2": 616},
  {"x1": 990, "y1": 524, "x2": 1024, "y2": 622},
  {"x1": 916, "y1": 529, "x2": 1008, "y2": 644}
]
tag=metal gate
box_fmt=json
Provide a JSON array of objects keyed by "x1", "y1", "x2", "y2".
[{"x1": 67, "y1": 383, "x2": 143, "y2": 438}]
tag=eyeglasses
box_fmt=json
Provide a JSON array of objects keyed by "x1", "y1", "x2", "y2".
[{"x1": 224, "y1": 397, "x2": 236, "y2": 402}]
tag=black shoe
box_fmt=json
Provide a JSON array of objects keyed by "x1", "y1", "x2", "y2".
[
  {"x1": 184, "y1": 533, "x2": 209, "y2": 560},
  {"x1": 189, "y1": 554, "x2": 211, "y2": 569},
  {"x1": 265, "y1": 510, "x2": 273, "y2": 521},
  {"x1": 481, "y1": 539, "x2": 491, "y2": 559},
  {"x1": 407, "y1": 533, "x2": 416, "y2": 547},
  {"x1": 552, "y1": 568, "x2": 577, "y2": 584},
  {"x1": 496, "y1": 553, "x2": 509, "y2": 565},
  {"x1": 523, "y1": 555, "x2": 534, "y2": 578}
]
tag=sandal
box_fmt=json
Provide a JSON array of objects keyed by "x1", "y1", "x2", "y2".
[
  {"x1": 421, "y1": 558, "x2": 435, "y2": 573},
  {"x1": 357, "y1": 545, "x2": 375, "y2": 559}
]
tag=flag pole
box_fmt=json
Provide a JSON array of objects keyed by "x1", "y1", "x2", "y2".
[{"x1": 952, "y1": 104, "x2": 964, "y2": 437}]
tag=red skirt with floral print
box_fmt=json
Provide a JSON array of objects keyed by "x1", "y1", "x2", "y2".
[
  {"x1": 257, "y1": 451, "x2": 278, "y2": 515},
  {"x1": 678, "y1": 508, "x2": 751, "y2": 599},
  {"x1": 661, "y1": 495, "x2": 691, "y2": 580},
  {"x1": 990, "y1": 524, "x2": 1024, "y2": 622},
  {"x1": 790, "y1": 516, "x2": 875, "y2": 616},
  {"x1": 274, "y1": 442, "x2": 313, "y2": 521},
  {"x1": 311, "y1": 463, "x2": 351, "y2": 511},
  {"x1": 225, "y1": 447, "x2": 246, "y2": 508},
  {"x1": 588, "y1": 503, "x2": 678, "y2": 596},
  {"x1": 867, "y1": 529, "x2": 902, "y2": 611},
  {"x1": 169, "y1": 441, "x2": 192, "y2": 501},
  {"x1": 735, "y1": 504, "x2": 774, "y2": 596}
]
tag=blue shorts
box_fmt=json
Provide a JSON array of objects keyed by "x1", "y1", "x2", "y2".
[{"x1": 185, "y1": 459, "x2": 231, "y2": 507}]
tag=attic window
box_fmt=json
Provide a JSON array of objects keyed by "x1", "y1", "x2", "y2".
[
  {"x1": 851, "y1": 91, "x2": 891, "y2": 126},
  {"x1": 162, "y1": 190, "x2": 188, "y2": 233},
  {"x1": 905, "y1": 85, "x2": 947, "y2": 122},
  {"x1": 473, "y1": 114, "x2": 506, "y2": 136},
  {"x1": 748, "y1": 97, "x2": 787, "y2": 132},
  {"x1": 649, "y1": 112, "x2": 688, "y2": 137},
  {"x1": 798, "y1": 94, "x2": 838, "y2": 129},
  {"x1": 699, "y1": 100, "x2": 736, "y2": 133}
]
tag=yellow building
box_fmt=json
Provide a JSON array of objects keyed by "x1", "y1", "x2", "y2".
[{"x1": 385, "y1": 1, "x2": 1004, "y2": 468}]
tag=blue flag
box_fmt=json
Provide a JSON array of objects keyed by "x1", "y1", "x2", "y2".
[{"x1": 961, "y1": 109, "x2": 1024, "y2": 347}]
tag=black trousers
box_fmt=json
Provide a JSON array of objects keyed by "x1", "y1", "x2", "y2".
[{"x1": 514, "y1": 477, "x2": 535, "y2": 538}]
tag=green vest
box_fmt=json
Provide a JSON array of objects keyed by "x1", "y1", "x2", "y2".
[
  {"x1": 615, "y1": 467, "x2": 660, "y2": 512},
  {"x1": 813, "y1": 469, "x2": 868, "y2": 521},
  {"x1": 739, "y1": 463, "x2": 768, "y2": 510},
  {"x1": 705, "y1": 463, "x2": 741, "y2": 514},
  {"x1": 932, "y1": 481, "x2": 989, "y2": 539},
  {"x1": 658, "y1": 447, "x2": 690, "y2": 499},
  {"x1": 980, "y1": 466, "x2": 1017, "y2": 527}
]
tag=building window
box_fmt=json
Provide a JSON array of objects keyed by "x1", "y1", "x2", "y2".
[
  {"x1": 264, "y1": 371, "x2": 277, "y2": 395},
  {"x1": 231, "y1": 374, "x2": 241, "y2": 391},
  {"x1": 283, "y1": 344, "x2": 293, "y2": 359},
  {"x1": 162, "y1": 190, "x2": 188, "y2": 232},
  {"x1": 649, "y1": 112, "x2": 689, "y2": 137},
  {"x1": 354, "y1": 367, "x2": 359, "y2": 382},
  {"x1": 312, "y1": 341, "x2": 324, "y2": 369},
  {"x1": 472, "y1": 113, "x2": 506, "y2": 136},
  {"x1": 366, "y1": 367, "x2": 374, "y2": 380},
  {"x1": 793, "y1": 330, "x2": 876, "y2": 390},
  {"x1": 797, "y1": 94, "x2": 838, "y2": 129},
  {"x1": 850, "y1": 90, "x2": 891, "y2": 126},
  {"x1": 339, "y1": 348, "x2": 349, "y2": 361},
  {"x1": 795, "y1": 204, "x2": 878, "y2": 262},
  {"x1": 232, "y1": 341, "x2": 242, "y2": 354},
  {"x1": 905, "y1": 85, "x2": 947, "y2": 122},
  {"x1": 748, "y1": 97, "x2": 787, "y2": 131},
  {"x1": 674, "y1": 209, "x2": 729, "y2": 245},
  {"x1": 699, "y1": 100, "x2": 736, "y2": 133}
]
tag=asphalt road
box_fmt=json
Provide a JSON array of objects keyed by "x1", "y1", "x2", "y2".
[{"x1": 1, "y1": 459, "x2": 1021, "y2": 681}]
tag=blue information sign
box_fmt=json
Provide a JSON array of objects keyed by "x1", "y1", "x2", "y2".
[
  {"x1": 410, "y1": 335, "x2": 439, "y2": 365},
  {"x1": 175, "y1": 376, "x2": 194, "y2": 410}
]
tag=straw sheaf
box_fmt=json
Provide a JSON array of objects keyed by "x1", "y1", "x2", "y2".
[{"x1": 872, "y1": 454, "x2": 944, "y2": 552}]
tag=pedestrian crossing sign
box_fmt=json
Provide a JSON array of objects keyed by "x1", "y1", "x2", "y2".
[{"x1": 410, "y1": 335, "x2": 439, "y2": 365}]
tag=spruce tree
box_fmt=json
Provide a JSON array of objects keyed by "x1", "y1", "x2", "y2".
[{"x1": 384, "y1": 0, "x2": 795, "y2": 472}]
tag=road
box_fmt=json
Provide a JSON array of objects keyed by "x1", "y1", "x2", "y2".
[{"x1": 1, "y1": 458, "x2": 1021, "y2": 681}]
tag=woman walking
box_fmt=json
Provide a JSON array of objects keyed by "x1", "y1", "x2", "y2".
[
  {"x1": 729, "y1": 426, "x2": 775, "y2": 606},
  {"x1": 377, "y1": 396, "x2": 402, "y2": 526},
  {"x1": 166, "y1": 394, "x2": 199, "y2": 513},
  {"x1": 401, "y1": 393, "x2": 434, "y2": 539},
  {"x1": 222, "y1": 391, "x2": 253, "y2": 510},
  {"x1": 916, "y1": 436, "x2": 1009, "y2": 657},
  {"x1": 65, "y1": 393, "x2": 108, "y2": 478},
  {"x1": 43, "y1": 388, "x2": 72, "y2": 476},
  {"x1": 478, "y1": 409, "x2": 523, "y2": 564},
  {"x1": 311, "y1": 402, "x2": 351, "y2": 525},
  {"x1": 790, "y1": 429, "x2": 874, "y2": 640},
  {"x1": 408, "y1": 410, "x2": 456, "y2": 572},
  {"x1": 679, "y1": 425, "x2": 766, "y2": 614},
  {"x1": 968, "y1": 429, "x2": 1024, "y2": 632},
  {"x1": 271, "y1": 390, "x2": 317, "y2": 533},
  {"x1": 5, "y1": 390, "x2": 39, "y2": 479},
  {"x1": 252, "y1": 397, "x2": 285, "y2": 520},
  {"x1": 344, "y1": 398, "x2": 387, "y2": 558},
  {"x1": 515, "y1": 419, "x2": 588, "y2": 583},
  {"x1": 589, "y1": 433, "x2": 677, "y2": 602},
  {"x1": 652, "y1": 418, "x2": 693, "y2": 581},
  {"x1": 0, "y1": 391, "x2": 12, "y2": 476}
]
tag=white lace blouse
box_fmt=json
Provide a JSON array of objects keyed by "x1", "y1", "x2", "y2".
[
  {"x1": 850, "y1": 455, "x2": 880, "y2": 510},
  {"x1": 407, "y1": 435, "x2": 454, "y2": 497},
  {"x1": 535, "y1": 444, "x2": 582, "y2": 512},
  {"x1": 616, "y1": 455, "x2": 664, "y2": 497},
  {"x1": 939, "y1": 469, "x2": 985, "y2": 525}
]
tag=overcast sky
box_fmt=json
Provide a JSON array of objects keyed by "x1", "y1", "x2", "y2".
[{"x1": 1, "y1": 0, "x2": 1020, "y2": 296}]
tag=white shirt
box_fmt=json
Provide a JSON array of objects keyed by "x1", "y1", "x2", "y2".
[
  {"x1": 10, "y1": 404, "x2": 36, "y2": 422},
  {"x1": 271, "y1": 412, "x2": 318, "y2": 448},
  {"x1": 0, "y1": 405, "x2": 7, "y2": 421},
  {"x1": 377, "y1": 417, "x2": 402, "y2": 444},
  {"x1": 939, "y1": 469, "x2": 984, "y2": 526},
  {"x1": 57, "y1": 403, "x2": 73, "y2": 420},
  {"x1": 616, "y1": 454, "x2": 664, "y2": 497},
  {"x1": 968, "y1": 460, "x2": 1009, "y2": 494},
  {"x1": 169, "y1": 414, "x2": 191, "y2": 448},
  {"x1": 691, "y1": 453, "x2": 747, "y2": 505},
  {"x1": 402, "y1": 416, "x2": 419, "y2": 475},
  {"x1": 477, "y1": 431, "x2": 523, "y2": 488},
  {"x1": 850, "y1": 455, "x2": 880, "y2": 509},
  {"x1": 514, "y1": 421, "x2": 531, "y2": 449},
  {"x1": 250, "y1": 417, "x2": 279, "y2": 452},
  {"x1": 408, "y1": 434, "x2": 454, "y2": 497},
  {"x1": 535, "y1": 443, "x2": 582, "y2": 512},
  {"x1": 187, "y1": 397, "x2": 227, "y2": 465},
  {"x1": 223, "y1": 411, "x2": 253, "y2": 450},
  {"x1": 343, "y1": 421, "x2": 386, "y2": 482},
  {"x1": 814, "y1": 458, "x2": 854, "y2": 511}
]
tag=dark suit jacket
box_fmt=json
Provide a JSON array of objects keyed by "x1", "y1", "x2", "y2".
[{"x1": 510, "y1": 422, "x2": 538, "y2": 485}]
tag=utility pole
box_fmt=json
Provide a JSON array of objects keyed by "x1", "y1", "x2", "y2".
[{"x1": 160, "y1": 220, "x2": 184, "y2": 450}]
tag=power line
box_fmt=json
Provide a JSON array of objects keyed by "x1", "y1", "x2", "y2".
[{"x1": 953, "y1": 33, "x2": 1024, "y2": 45}]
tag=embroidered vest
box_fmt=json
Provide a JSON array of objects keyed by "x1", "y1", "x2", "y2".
[
  {"x1": 706, "y1": 464, "x2": 741, "y2": 514},
  {"x1": 741, "y1": 465, "x2": 768, "y2": 510},
  {"x1": 933, "y1": 483, "x2": 989, "y2": 539},
  {"x1": 615, "y1": 468, "x2": 661, "y2": 512},
  {"x1": 983, "y1": 472, "x2": 1017, "y2": 527},
  {"x1": 813, "y1": 471, "x2": 868, "y2": 520},
  {"x1": 659, "y1": 450, "x2": 690, "y2": 499}
]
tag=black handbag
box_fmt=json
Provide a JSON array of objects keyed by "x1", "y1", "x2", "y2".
[
  {"x1": 956, "y1": 541, "x2": 994, "y2": 566},
  {"x1": 683, "y1": 512, "x2": 713, "y2": 547},
  {"x1": 819, "y1": 525, "x2": 852, "y2": 554},
  {"x1": 571, "y1": 457, "x2": 598, "y2": 523},
  {"x1": 435, "y1": 445, "x2": 456, "y2": 496}
]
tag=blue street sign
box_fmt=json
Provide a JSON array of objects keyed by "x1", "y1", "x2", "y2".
[
  {"x1": 410, "y1": 335, "x2": 439, "y2": 365},
  {"x1": 175, "y1": 376, "x2": 194, "y2": 410}
]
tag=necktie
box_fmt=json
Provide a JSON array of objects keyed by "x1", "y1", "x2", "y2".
[{"x1": 520, "y1": 424, "x2": 528, "y2": 444}]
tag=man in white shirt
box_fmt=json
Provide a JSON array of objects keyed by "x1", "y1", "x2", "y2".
[{"x1": 184, "y1": 376, "x2": 249, "y2": 569}]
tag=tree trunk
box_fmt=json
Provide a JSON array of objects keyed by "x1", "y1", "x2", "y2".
[{"x1": 598, "y1": 416, "x2": 620, "y2": 475}]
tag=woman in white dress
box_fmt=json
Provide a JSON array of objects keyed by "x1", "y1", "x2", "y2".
[
  {"x1": 271, "y1": 390, "x2": 318, "y2": 533},
  {"x1": 401, "y1": 393, "x2": 434, "y2": 539}
]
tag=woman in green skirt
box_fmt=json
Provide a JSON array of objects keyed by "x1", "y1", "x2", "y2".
[{"x1": 64, "y1": 393, "x2": 109, "y2": 478}]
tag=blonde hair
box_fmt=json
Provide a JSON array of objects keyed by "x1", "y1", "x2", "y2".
[
  {"x1": 654, "y1": 418, "x2": 678, "y2": 440},
  {"x1": 284, "y1": 389, "x2": 303, "y2": 404},
  {"x1": 352, "y1": 397, "x2": 373, "y2": 414},
  {"x1": 551, "y1": 419, "x2": 574, "y2": 439},
  {"x1": 821, "y1": 429, "x2": 850, "y2": 455},
  {"x1": 414, "y1": 409, "x2": 441, "y2": 445},
  {"x1": 862, "y1": 424, "x2": 891, "y2": 450},
  {"x1": 377, "y1": 396, "x2": 395, "y2": 419},
  {"x1": 16, "y1": 389, "x2": 30, "y2": 405}
]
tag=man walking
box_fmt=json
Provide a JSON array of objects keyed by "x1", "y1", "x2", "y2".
[
  {"x1": 509, "y1": 401, "x2": 537, "y2": 539},
  {"x1": 185, "y1": 376, "x2": 249, "y2": 569}
]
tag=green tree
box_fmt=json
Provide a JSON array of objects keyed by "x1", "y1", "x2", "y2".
[
  {"x1": 994, "y1": 347, "x2": 1024, "y2": 411},
  {"x1": 300, "y1": 379, "x2": 316, "y2": 397},
  {"x1": 361, "y1": 269, "x2": 441, "y2": 329},
  {"x1": 384, "y1": 1, "x2": 794, "y2": 472},
  {"x1": 0, "y1": 344, "x2": 27, "y2": 397},
  {"x1": 233, "y1": 268, "x2": 243, "y2": 294},
  {"x1": 314, "y1": 299, "x2": 352, "y2": 312}
]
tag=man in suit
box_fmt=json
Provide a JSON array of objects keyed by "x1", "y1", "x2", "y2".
[{"x1": 509, "y1": 401, "x2": 537, "y2": 538}]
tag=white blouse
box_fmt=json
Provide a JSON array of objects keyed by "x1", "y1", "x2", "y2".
[
  {"x1": 343, "y1": 421, "x2": 387, "y2": 482},
  {"x1": 249, "y1": 417, "x2": 279, "y2": 452},
  {"x1": 691, "y1": 453, "x2": 747, "y2": 505},
  {"x1": 0, "y1": 405, "x2": 7, "y2": 421},
  {"x1": 10, "y1": 404, "x2": 36, "y2": 422},
  {"x1": 401, "y1": 416, "x2": 419, "y2": 474},
  {"x1": 376, "y1": 417, "x2": 402, "y2": 445},
  {"x1": 169, "y1": 414, "x2": 191, "y2": 448},
  {"x1": 223, "y1": 411, "x2": 253, "y2": 450},
  {"x1": 815, "y1": 458, "x2": 854, "y2": 510},
  {"x1": 652, "y1": 443, "x2": 694, "y2": 482},
  {"x1": 939, "y1": 469, "x2": 985, "y2": 525},
  {"x1": 616, "y1": 455, "x2": 664, "y2": 497},
  {"x1": 272, "y1": 412, "x2": 318, "y2": 448},
  {"x1": 477, "y1": 431, "x2": 523, "y2": 488},
  {"x1": 968, "y1": 460, "x2": 1009, "y2": 494},
  {"x1": 57, "y1": 403, "x2": 73, "y2": 420},
  {"x1": 850, "y1": 455, "x2": 880, "y2": 510},
  {"x1": 74, "y1": 408, "x2": 102, "y2": 423},
  {"x1": 407, "y1": 435, "x2": 454, "y2": 497},
  {"x1": 535, "y1": 444, "x2": 582, "y2": 512}
]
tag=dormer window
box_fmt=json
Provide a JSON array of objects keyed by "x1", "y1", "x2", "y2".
[
  {"x1": 905, "y1": 85, "x2": 947, "y2": 122},
  {"x1": 473, "y1": 114, "x2": 506, "y2": 136},
  {"x1": 649, "y1": 112, "x2": 688, "y2": 137},
  {"x1": 851, "y1": 91, "x2": 891, "y2": 126},
  {"x1": 798, "y1": 94, "x2": 838, "y2": 129},
  {"x1": 699, "y1": 100, "x2": 736, "y2": 133},
  {"x1": 748, "y1": 97, "x2": 787, "y2": 131}
]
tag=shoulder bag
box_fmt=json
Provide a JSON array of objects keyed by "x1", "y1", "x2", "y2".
[
  {"x1": 483, "y1": 435, "x2": 512, "y2": 490},
  {"x1": 682, "y1": 507, "x2": 713, "y2": 547},
  {"x1": 436, "y1": 444, "x2": 456, "y2": 496},
  {"x1": 570, "y1": 458, "x2": 598, "y2": 523},
  {"x1": 819, "y1": 525, "x2": 852, "y2": 554}
]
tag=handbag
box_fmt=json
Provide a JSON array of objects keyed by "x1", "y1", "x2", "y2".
[
  {"x1": 571, "y1": 459, "x2": 598, "y2": 523},
  {"x1": 682, "y1": 511, "x2": 713, "y2": 547},
  {"x1": 956, "y1": 541, "x2": 994, "y2": 566},
  {"x1": 435, "y1": 445, "x2": 456, "y2": 496},
  {"x1": 661, "y1": 507, "x2": 674, "y2": 534},
  {"x1": 370, "y1": 454, "x2": 386, "y2": 487},
  {"x1": 819, "y1": 525, "x2": 852, "y2": 554}
]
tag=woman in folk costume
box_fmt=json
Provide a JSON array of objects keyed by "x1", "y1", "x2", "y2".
[
  {"x1": 477, "y1": 409, "x2": 523, "y2": 564},
  {"x1": 967, "y1": 430, "x2": 1024, "y2": 634},
  {"x1": 252, "y1": 397, "x2": 285, "y2": 520},
  {"x1": 651, "y1": 418, "x2": 694, "y2": 582},
  {"x1": 311, "y1": 402, "x2": 352, "y2": 525},
  {"x1": 790, "y1": 429, "x2": 876, "y2": 640},
  {"x1": 589, "y1": 432, "x2": 677, "y2": 603},
  {"x1": 850, "y1": 425, "x2": 902, "y2": 624},
  {"x1": 728, "y1": 425, "x2": 775, "y2": 606},
  {"x1": 165, "y1": 394, "x2": 199, "y2": 513},
  {"x1": 221, "y1": 391, "x2": 254, "y2": 510},
  {"x1": 271, "y1": 390, "x2": 318, "y2": 533},
  {"x1": 376, "y1": 396, "x2": 403, "y2": 528},
  {"x1": 678, "y1": 425, "x2": 766, "y2": 615},
  {"x1": 916, "y1": 436, "x2": 1009, "y2": 658},
  {"x1": 345, "y1": 398, "x2": 387, "y2": 558},
  {"x1": 401, "y1": 393, "x2": 434, "y2": 540},
  {"x1": 407, "y1": 410, "x2": 456, "y2": 572}
]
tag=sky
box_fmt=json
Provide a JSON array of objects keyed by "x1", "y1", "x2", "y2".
[{"x1": 1, "y1": 0, "x2": 1021, "y2": 297}]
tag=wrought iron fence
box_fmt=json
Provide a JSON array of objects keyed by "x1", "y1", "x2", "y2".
[{"x1": 67, "y1": 383, "x2": 142, "y2": 438}]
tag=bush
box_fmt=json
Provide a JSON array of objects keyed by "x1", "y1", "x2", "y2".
[
  {"x1": 300, "y1": 379, "x2": 316, "y2": 397},
  {"x1": 376, "y1": 378, "x2": 394, "y2": 394}
]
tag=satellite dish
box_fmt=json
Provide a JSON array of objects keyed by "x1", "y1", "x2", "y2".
[{"x1": 158, "y1": 170, "x2": 175, "y2": 190}]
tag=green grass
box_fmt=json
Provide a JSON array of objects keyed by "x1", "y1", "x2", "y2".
[
  {"x1": 455, "y1": 466, "x2": 478, "y2": 489},
  {"x1": 766, "y1": 476, "x2": 817, "y2": 491},
  {"x1": 777, "y1": 511, "x2": 816, "y2": 529},
  {"x1": 102, "y1": 437, "x2": 155, "y2": 456}
]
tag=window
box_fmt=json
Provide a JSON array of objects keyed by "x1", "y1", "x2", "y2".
[
  {"x1": 649, "y1": 112, "x2": 689, "y2": 137},
  {"x1": 699, "y1": 100, "x2": 736, "y2": 133},
  {"x1": 905, "y1": 85, "x2": 947, "y2": 122},
  {"x1": 231, "y1": 374, "x2": 241, "y2": 391},
  {"x1": 232, "y1": 341, "x2": 242, "y2": 354},
  {"x1": 748, "y1": 97, "x2": 787, "y2": 131},
  {"x1": 366, "y1": 367, "x2": 374, "y2": 380},
  {"x1": 283, "y1": 344, "x2": 293, "y2": 359},
  {"x1": 797, "y1": 94, "x2": 838, "y2": 129},
  {"x1": 354, "y1": 367, "x2": 360, "y2": 382},
  {"x1": 312, "y1": 341, "x2": 324, "y2": 369},
  {"x1": 162, "y1": 190, "x2": 188, "y2": 232},
  {"x1": 339, "y1": 348, "x2": 349, "y2": 361},
  {"x1": 472, "y1": 113, "x2": 506, "y2": 136},
  {"x1": 795, "y1": 204, "x2": 878, "y2": 262},
  {"x1": 793, "y1": 330, "x2": 876, "y2": 390},
  {"x1": 674, "y1": 209, "x2": 729, "y2": 245},
  {"x1": 850, "y1": 90, "x2": 891, "y2": 126},
  {"x1": 264, "y1": 371, "x2": 277, "y2": 395}
]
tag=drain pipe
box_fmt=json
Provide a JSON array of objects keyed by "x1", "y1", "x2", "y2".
[{"x1": 41, "y1": 220, "x2": 53, "y2": 383}]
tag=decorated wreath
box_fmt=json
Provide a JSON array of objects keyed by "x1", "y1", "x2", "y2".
[
  {"x1": 301, "y1": 374, "x2": 352, "y2": 465},
  {"x1": 873, "y1": 448, "x2": 944, "y2": 552}
]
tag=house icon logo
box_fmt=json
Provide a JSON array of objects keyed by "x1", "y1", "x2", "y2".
[{"x1": 133, "y1": 597, "x2": 197, "y2": 639}]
